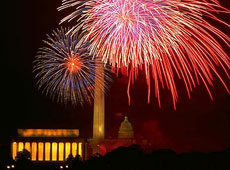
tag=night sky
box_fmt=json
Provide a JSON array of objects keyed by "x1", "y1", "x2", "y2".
[{"x1": 2, "y1": 0, "x2": 230, "y2": 153}]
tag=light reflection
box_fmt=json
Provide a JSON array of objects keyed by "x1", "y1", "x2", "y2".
[
  {"x1": 18, "y1": 142, "x2": 23, "y2": 152},
  {"x1": 52, "y1": 142, "x2": 57, "y2": 161},
  {"x1": 72, "y1": 142, "x2": 77, "y2": 157},
  {"x1": 65, "y1": 143, "x2": 71, "y2": 159},
  {"x1": 31, "y1": 142, "x2": 37, "y2": 161},
  {"x1": 38, "y1": 142, "x2": 44, "y2": 161},
  {"x1": 59, "y1": 143, "x2": 64, "y2": 161},
  {"x1": 45, "y1": 142, "x2": 51, "y2": 161},
  {"x1": 12, "y1": 142, "x2": 17, "y2": 159}
]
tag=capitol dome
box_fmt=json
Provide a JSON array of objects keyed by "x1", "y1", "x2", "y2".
[{"x1": 118, "y1": 116, "x2": 134, "y2": 139}]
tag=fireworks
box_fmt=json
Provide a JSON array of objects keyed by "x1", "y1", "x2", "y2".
[
  {"x1": 33, "y1": 27, "x2": 109, "y2": 105},
  {"x1": 59, "y1": 0, "x2": 230, "y2": 109}
]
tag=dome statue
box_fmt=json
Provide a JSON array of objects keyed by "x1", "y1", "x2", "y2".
[{"x1": 118, "y1": 116, "x2": 134, "y2": 139}]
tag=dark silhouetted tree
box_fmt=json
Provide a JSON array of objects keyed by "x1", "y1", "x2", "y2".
[
  {"x1": 66, "y1": 153, "x2": 84, "y2": 170},
  {"x1": 15, "y1": 149, "x2": 32, "y2": 170}
]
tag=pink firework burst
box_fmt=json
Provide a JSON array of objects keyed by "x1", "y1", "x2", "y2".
[{"x1": 59, "y1": 0, "x2": 230, "y2": 109}]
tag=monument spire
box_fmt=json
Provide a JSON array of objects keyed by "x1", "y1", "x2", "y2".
[{"x1": 93, "y1": 62, "x2": 105, "y2": 139}]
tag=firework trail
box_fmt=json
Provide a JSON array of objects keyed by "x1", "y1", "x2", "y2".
[
  {"x1": 59, "y1": 0, "x2": 230, "y2": 109},
  {"x1": 33, "y1": 27, "x2": 110, "y2": 105}
]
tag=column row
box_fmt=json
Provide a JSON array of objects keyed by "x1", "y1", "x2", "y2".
[{"x1": 12, "y1": 141, "x2": 83, "y2": 161}]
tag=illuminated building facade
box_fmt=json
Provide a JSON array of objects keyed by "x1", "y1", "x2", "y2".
[
  {"x1": 11, "y1": 129, "x2": 87, "y2": 162},
  {"x1": 118, "y1": 116, "x2": 134, "y2": 139}
]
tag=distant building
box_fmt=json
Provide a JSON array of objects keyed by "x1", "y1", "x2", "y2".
[
  {"x1": 11, "y1": 116, "x2": 159, "y2": 162},
  {"x1": 11, "y1": 129, "x2": 87, "y2": 162},
  {"x1": 118, "y1": 116, "x2": 134, "y2": 139}
]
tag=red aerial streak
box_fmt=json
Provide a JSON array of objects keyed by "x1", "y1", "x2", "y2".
[{"x1": 59, "y1": 0, "x2": 230, "y2": 109}]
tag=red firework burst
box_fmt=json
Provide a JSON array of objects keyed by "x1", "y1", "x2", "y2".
[{"x1": 59, "y1": 0, "x2": 230, "y2": 109}]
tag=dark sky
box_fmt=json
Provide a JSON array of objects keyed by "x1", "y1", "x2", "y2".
[{"x1": 2, "y1": 0, "x2": 230, "y2": 153}]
